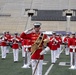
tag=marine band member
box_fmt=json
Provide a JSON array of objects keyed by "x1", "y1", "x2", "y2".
[
  {"x1": 68, "y1": 32, "x2": 76, "y2": 68},
  {"x1": 64, "y1": 33, "x2": 70, "y2": 55},
  {"x1": 11, "y1": 33, "x2": 20, "y2": 62},
  {"x1": 20, "y1": 22, "x2": 49, "y2": 75},
  {"x1": 0, "y1": 31, "x2": 7, "y2": 59}
]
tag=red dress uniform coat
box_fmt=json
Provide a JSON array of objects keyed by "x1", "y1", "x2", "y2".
[
  {"x1": 48, "y1": 36, "x2": 58, "y2": 50},
  {"x1": 11, "y1": 37, "x2": 20, "y2": 49},
  {"x1": 68, "y1": 37, "x2": 76, "y2": 52},
  {"x1": 1, "y1": 36, "x2": 7, "y2": 46},
  {"x1": 56, "y1": 36, "x2": 62, "y2": 48},
  {"x1": 20, "y1": 32, "x2": 47, "y2": 60},
  {"x1": 21, "y1": 39, "x2": 24, "y2": 46},
  {"x1": 5, "y1": 34, "x2": 11, "y2": 41},
  {"x1": 23, "y1": 39, "x2": 31, "y2": 52},
  {"x1": 64, "y1": 36, "x2": 70, "y2": 47}
]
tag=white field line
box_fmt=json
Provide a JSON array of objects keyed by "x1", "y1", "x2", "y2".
[
  {"x1": 44, "y1": 64, "x2": 54, "y2": 75},
  {"x1": 44, "y1": 48, "x2": 64, "y2": 75},
  {"x1": 44, "y1": 58, "x2": 57, "y2": 75}
]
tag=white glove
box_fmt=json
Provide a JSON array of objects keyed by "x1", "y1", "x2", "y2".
[
  {"x1": 24, "y1": 30, "x2": 28, "y2": 33},
  {"x1": 50, "y1": 38, "x2": 55, "y2": 41},
  {"x1": 2, "y1": 38, "x2": 4, "y2": 41},
  {"x1": 40, "y1": 47, "x2": 50, "y2": 55},
  {"x1": 69, "y1": 46, "x2": 73, "y2": 49},
  {"x1": 23, "y1": 45, "x2": 27, "y2": 51},
  {"x1": 54, "y1": 39, "x2": 58, "y2": 43},
  {"x1": 26, "y1": 48, "x2": 28, "y2": 52},
  {"x1": 24, "y1": 28, "x2": 33, "y2": 34}
]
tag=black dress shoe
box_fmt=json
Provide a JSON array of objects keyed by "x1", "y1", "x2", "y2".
[
  {"x1": 51, "y1": 62, "x2": 55, "y2": 64},
  {"x1": 2, "y1": 58, "x2": 5, "y2": 60},
  {"x1": 14, "y1": 61, "x2": 18, "y2": 63},
  {"x1": 29, "y1": 65, "x2": 31, "y2": 67}
]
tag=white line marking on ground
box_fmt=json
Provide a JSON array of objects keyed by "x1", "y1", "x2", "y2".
[
  {"x1": 44, "y1": 49, "x2": 64, "y2": 75},
  {"x1": 44, "y1": 58, "x2": 57, "y2": 75},
  {"x1": 44, "y1": 64, "x2": 54, "y2": 75}
]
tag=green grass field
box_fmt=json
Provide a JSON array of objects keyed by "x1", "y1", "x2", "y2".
[{"x1": 0, "y1": 47, "x2": 76, "y2": 75}]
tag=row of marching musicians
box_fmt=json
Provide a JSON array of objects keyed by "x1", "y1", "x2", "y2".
[
  {"x1": 0, "y1": 30, "x2": 76, "y2": 65},
  {"x1": 0, "y1": 24, "x2": 76, "y2": 75},
  {"x1": 0, "y1": 31, "x2": 22, "y2": 62},
  {"x1": 41, "y1": 32, "x2": 76, "y2": 65},
  {"x1": 42, "y1": 32, "x2": 76, "y2": 69},
  {"x1": 0, "y1": 31, "x2": 36, "y2": 64},
  {"x1": 0, "y1": 30, "x2": 69, "y2": 64}
]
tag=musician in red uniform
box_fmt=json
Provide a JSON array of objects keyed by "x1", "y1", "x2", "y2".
[
  {"x1": 48, "y1": 32, "x2": 58, "y2": 63},
  {"x1": 0, "y1": 31, "x2": 7, "y2": 59},
  {"x1": 64, "y1": 33, "x2": 70, "y2": 55},
  {"x1": 6, "y1": 31, "x2": 12, "y2": 40},
  {"x1": 6, "y1": 31, "x2": 12, "y2": 53},
  {"x1": 56, "y1": 33, "x2": 62, "y2": 58},
  {"x1": 20, "y1": 22, "x2": 48, "y2": 75},
  {"x1": 11, "y1": 33, "x2": 20, "y2": 62},
  {"x1": 68, "y1": 32, "x2": 76, "y2": 68}
]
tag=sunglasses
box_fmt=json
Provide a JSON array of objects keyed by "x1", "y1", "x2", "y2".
[{"x1": 34, "y1": 26, "x2": 40, "y2": 28}]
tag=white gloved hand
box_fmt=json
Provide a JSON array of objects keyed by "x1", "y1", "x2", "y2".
[
  {"x1": 2, "y1": 38, "x2": 4, "y2": 41},
  {"x1": 54, "y1": 39, "x2": 58, "y2": 43},
  {"x1": 24, "y1": 45, "x2": 29, "y2": 51},
  {"x1": 40, "y1": 50, "x2": 46, "y2": 55},
  {"x1": 69, "y1": 46, "x2": 73, "y2": 49},
  {"x1": 24, "y1": 30, "x2": 28, "y2": 33},
  {"x1": 24, "y1": 28, "x2": 33, "y2": 34},
  {"x1": 72, "y1": 46, "x2": 76, "y2": 52},
  {"x1": 26, "y1": 48, "x2": 28, "y2": 52},
  {"x1": 40, "y1": 47, "x2": 50, "y2": 55},
  {"x1": 50, "y1": 38, "x2": 54, "y2": 41}
]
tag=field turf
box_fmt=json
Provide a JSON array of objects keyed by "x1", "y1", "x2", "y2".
[{"x1": 0, "y1": 47, "x2": 76, "y2": 75}]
